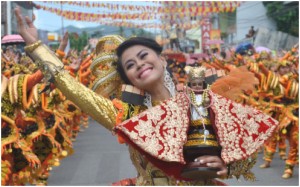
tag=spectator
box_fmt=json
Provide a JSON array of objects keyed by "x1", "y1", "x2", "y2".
[{"x1": 246, "y1": 26, "x2": 255, "y2": 38}]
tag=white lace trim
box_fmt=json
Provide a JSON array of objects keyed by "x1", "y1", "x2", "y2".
[
  {"x1": 143, "y1": 68, "x2": 176, "y2": 108},
  {"x1": 143, "y1": 92, "x2": 152, "y2": 108},
  {"x1": 164, "y1": 68, "x2": 176, "y2": 98}
]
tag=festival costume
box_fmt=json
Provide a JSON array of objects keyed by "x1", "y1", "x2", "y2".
[
  {"x1": 1, "y1": 67, "x2": 73, "y2": 185},
  {"x1": 249, "y1": 61, "x2": 287, "y2": 164},
  {"x1": 238, "y1": 47, "x2": 299, "y2": 179},
  {"x1": 23, "y1": 37, "x2": 277, "y2": 185},
  {"x1": 1, "y1": 72, "x2": 44, "y2": 185},
  {"x1": 276, "y1": 61, "x2": 299, "y2": 178},
  {"x1": 254, "y1": 58, "x2": 298, "y2": 179}
]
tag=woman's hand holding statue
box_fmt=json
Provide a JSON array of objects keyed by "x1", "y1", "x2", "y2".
[{"x1": 194, "y1": 155, "x2": 228, "y2": 177}]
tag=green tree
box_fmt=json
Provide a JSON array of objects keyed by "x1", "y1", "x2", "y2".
[
  {"x1": 137, "y1": 29, "x2": 146, "y2": 37},
  {"x1": 130, "y1": 28, "x2": 137, "y2": 37},
  {"x1": 69, "y1": 32, "x2": 89, "y2": 51},
  {"x1": 69, "y1": 33, "x2": 79, "y2": 50},
  {"x1": 119, "y1": 26, "x2": 125, "y2": 37},
  {"x1": 263, "y1": 1, "x2": 299, "y2": 37},
  {"x1": 91, "y1": 30, "x2": 103, "y2": 38}
]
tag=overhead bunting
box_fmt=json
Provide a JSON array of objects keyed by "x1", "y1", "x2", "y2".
[
  {"x1": 33, "y1": 1, "x2": 242, "y2": 29},
  {"x1": 36, "y1": 1, "x2": 241, "y2": 14},
  {"x1": 40, "y1": 1, "x2": 241, "y2": 13}
]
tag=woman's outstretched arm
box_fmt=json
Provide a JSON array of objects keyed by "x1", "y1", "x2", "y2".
[{"x1": 14, "y1": 6, "x2": 116, "y2": 131}]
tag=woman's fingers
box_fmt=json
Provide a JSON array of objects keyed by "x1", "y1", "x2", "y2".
[
  {"x1": 194, "y1": 155, "x2": 227, "y2": 176},
  {"x1": 14, "y1": 7, "x2": 25, "y2": 30},
  {"x1": 25, "y1": 16, "x2": 35, "y2": 28},
  {"x1": 216, "y1": 168, "x2": 228, "y2": 176},
  {"x1": 14, "y1": 7, "x2": 36, "y2": 44},
  {"x1": 25, "y1": 16, "x2": 38, "y2": 41},
  {"x1": 195, "y1": 155, "x2": 218, "y2": 163}
]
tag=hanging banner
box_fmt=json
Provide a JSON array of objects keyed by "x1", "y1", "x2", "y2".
[
  {"x1": 201, "y1": 17, "x2": 211, "y2": 53},
  {"x1": 209, "y1": 29, "x2": 221, "y2": 50}
]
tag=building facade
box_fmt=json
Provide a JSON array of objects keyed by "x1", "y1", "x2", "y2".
[{"x1": 1, "y1": 1, "x2": 35, "y2": 37}]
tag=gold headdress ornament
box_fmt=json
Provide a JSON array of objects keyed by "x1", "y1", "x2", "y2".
[
  {"x1": 185, "y1": 66, "x2": 207, "y2": 82},
  {"x1": 89, "y1": 35, "x2": 125, "y2": 98}
]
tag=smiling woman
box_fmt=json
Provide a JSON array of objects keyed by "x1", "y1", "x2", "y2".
[
  {"x1": 116, "y1": 37, "x2": 170, "y2": 102},
  {"x1": 15, "y1": 6, "x2": 278, "y2": 185}
]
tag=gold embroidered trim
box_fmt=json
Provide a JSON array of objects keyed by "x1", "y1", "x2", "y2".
[
  {"x1": 184, "y1": 139, "x2": 219, "y2": 147},
  {"x1": 228, "y1": 153, "x2": 257, "y2": 181},
  {"x1": 24, "y1": 40, "x2": 42, "y2": 53},
  {"x1": 190, "y1": 118, "x2": 211, "y2": 126},
  {"x1": 187, "y1": 133, "x2": 216, "y2": 139}
]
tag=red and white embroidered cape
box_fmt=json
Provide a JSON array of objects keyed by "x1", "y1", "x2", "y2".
[{"x1": 114, "y1": 91, "x2": 278, "y2": 179}]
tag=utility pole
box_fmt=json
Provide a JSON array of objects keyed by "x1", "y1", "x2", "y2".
[
  {"x1": 7, "y1": 2, "x2": 12, "y2": 35},
  {"x1": 61, "y1": 2, "x2": 64, "y2": 36}
]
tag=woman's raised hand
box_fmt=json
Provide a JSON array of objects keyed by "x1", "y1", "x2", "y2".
[{"x1": 14, "y1": 6, "x2": 38, "y2": 45}]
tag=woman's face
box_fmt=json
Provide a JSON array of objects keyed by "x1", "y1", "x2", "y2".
[
  {"x1": 190, "y1": 78, "x2": 204, "y2": 91},
  {"x1": 120, "y1": 45, "x2": 166, "y2": 90}
]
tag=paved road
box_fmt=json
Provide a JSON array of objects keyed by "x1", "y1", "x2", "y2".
[{"x1": 48, "y1": 119, "x2": 299, "y2": 186}]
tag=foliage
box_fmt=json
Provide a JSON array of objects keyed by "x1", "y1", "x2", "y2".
[
  {"x1": 130, "y1": 28, "x2": 137, "y2": 37},
  {"x1": 91, "y1": 30, "x2": 103, "y2": 38},
  {"x1": 119, "y1": 26, "x2": 125, "y2": 37},
  {"x1": 67, "y1": 26, "x2": 154, "y2": 50},
  {"x1": 263, "y1": 1, "x2": 299, "y2": 37},
  {"x1": 69, "y1": 31, "x2": 88, "y2": 51}
]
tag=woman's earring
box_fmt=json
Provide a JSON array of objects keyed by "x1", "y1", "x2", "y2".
[{"x1": 164, "y1": 66, "x2": 176, "y2": 97}]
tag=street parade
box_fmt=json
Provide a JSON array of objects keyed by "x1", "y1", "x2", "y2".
[{"x1": 1, "y1": 1, "x2": 299, "y2": 186}]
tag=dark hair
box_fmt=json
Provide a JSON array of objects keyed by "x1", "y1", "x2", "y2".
[{"x1": 116, "y1": 37, "x2": 163, "y2": 84}]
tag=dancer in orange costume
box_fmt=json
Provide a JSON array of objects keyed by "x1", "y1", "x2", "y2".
[
  {"x1": 277, "y1": 46, "x2": 299, "y2": 179},
  {"x1": 257, "y1": 47, "x2": 299, "y2": 179},
  {"x1": 1, "y1": 70, "x2": 43, "y2": 185}
]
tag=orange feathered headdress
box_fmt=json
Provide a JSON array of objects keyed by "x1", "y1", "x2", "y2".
[{"x1": 210, "y1": 66, "x2": 259, "y2": 101}]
